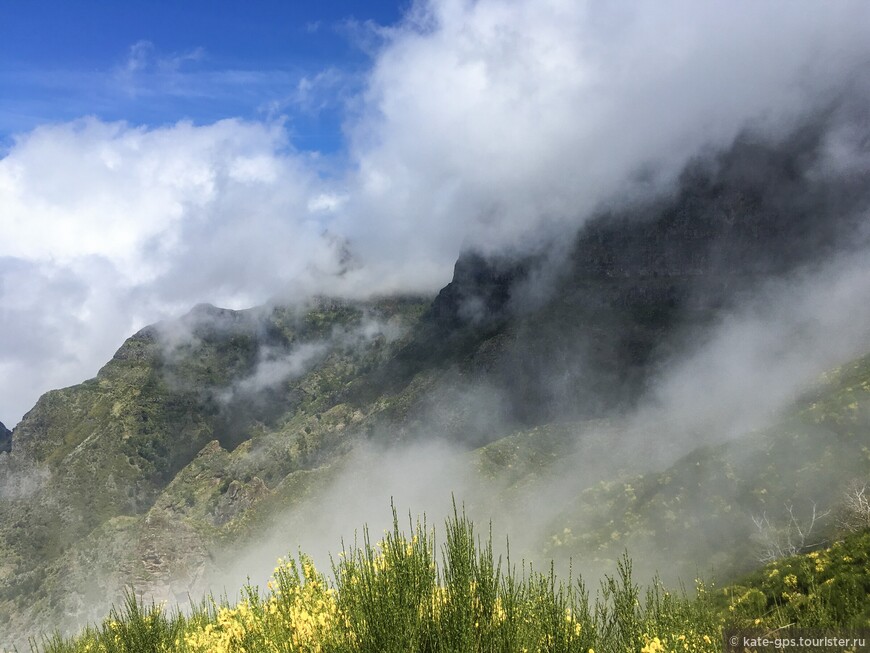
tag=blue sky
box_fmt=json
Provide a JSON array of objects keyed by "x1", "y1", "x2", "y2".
[{"x1": 0, "y1": 0, "x2": 406, "y2": 152}]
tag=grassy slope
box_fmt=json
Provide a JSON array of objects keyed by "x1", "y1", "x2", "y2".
[
  {"x1": 129, "y1": 344, "x2": 870, "y2": 630},
  {"x1": 721, "y1": 527, "x2": 870, "y2": 631},
  {"x1": 473, "y1": 352, "x2": 870, "y2": 583}
]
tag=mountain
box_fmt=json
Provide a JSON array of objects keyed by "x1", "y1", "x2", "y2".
[
  {"x1": 357, "y1": 116, "x2": 869, "y2": 433},
  {"x1": 498, "y1": 350, "x2": 870, "y2": 580},
  {"x1": 2, "y1": 118, "x2": 869, "y2": 647},
  {"x1": 0, "y1": 422, "x2": 10, "y2": 455}
]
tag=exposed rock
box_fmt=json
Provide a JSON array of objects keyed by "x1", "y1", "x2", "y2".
[
  {"x1": 368, "y1": 119, "x2": 870, "y2": 430},
  {"x1": 0, "y1": 421, "x2": 10, "y2": 454},
  {"x1": 213, "y1": 476, "x2": 269, "y2": 526},
  {"x1": 134, "y1": 511, "x2": 213, "y2": 605}
]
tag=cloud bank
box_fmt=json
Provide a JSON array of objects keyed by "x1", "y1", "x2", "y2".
[{"x1": 3, "y1": 0, "x2": 870, "y2": 425}]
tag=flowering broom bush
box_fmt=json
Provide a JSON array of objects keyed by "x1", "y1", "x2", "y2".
[{"x1": 33, "y1": 507, "x2": 723, "y2": 653}]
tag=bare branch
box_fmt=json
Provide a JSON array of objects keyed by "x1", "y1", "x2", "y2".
[
  {"x1": 751, "y1": 501, "x2": 829, "y2": 563},
  {"x1": 839, "y1": 480, "x2": 870, "y2": 532}
]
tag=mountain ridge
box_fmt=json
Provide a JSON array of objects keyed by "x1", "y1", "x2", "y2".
[
  {"x1": 2, "y1": 117, "x2": 870, "y2": 646},
  {"x1": 0, "y1": 422, "x2": 9, "y2": 455}
]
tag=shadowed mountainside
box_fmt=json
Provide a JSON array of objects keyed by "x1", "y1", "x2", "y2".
[{"x1": 0, "y1": 422, "x2": 10, "y2": 455}]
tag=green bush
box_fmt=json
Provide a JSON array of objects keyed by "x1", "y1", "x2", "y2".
[{"x1": 26, "y1": 507, "x2": 748, "y2": 653}]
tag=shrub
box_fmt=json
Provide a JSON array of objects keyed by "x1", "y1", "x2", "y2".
[{"x1": 33, "y1": 506, "x2": 724, "y2": 653}]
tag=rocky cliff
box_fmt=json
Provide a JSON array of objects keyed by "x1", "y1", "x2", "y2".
[
  {"x1": 0, "y1": 421, "x2": 10, "y2": 454},
  {"x1": 364, "y1": 118, "x2": 870, "y2": 432}
]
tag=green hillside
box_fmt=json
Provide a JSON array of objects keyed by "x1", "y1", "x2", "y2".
[
  {"x1": 3, "y1": 308, "x2": 868, "y2": 647},
  {"x1": 0, "y1": 297, "x2": 434, "y2": 645},
  {"x1": 482, "y1": 353, "x2": 870, "y2": 582}
]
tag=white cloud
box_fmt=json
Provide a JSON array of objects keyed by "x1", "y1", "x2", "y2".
[
  {"x1": 124, "y1": 40, "x2": 154, "y2": 74},
  {"x1": 307, "y1": 192, "x2": 347, "y2": 213},
  {"x1": 0, "y1": 118, "x2": 330, "y2": 281},
  {"x1": 337, "y1": 0, "x2": 870, "y2": 268},
  {"x1": 116, "y1": 40, "x2": 208, "y2": 97},
  {"x1": 3, "y1": 0, "x2": 870, "y2": 426},
  {"x1": 0, "y1": 118, "x2": 344, "y2": 424}
]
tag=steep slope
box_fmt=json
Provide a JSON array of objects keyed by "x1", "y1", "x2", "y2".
[
  {"x1": 0, "y1": 422, "x2": 9, "y2": 455},
  {"x1": 721, "y1": 527, "x2": 870, "y2": 629},
  {"x1": 353, "y1": 118, "x2": 870, "y2": 437},
  {"x1": 13, "y1": 345, "x2": 870, "y2": 650},
  {"x1": 0, "y1": 297, "x2": 431, "y2": 643},
  {"x1": 2, "y1": 118, "x2": 869, "y2": 647},
  {"x1": 479, "y1": 352, "x2": 870, "y2": 582}
]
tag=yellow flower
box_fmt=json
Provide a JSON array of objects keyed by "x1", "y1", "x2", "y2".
[{"x1": 641, "y1": 636, "x2": 665, "y2": 653}]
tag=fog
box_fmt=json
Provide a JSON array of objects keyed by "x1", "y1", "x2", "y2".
[
  {"x1": 202, "y1": 244, "x2": 869, "y2": 598},
  {"x1": 183, "y1": 109, "x2": 870, "y2": 602}
]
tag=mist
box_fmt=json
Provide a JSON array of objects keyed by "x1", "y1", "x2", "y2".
[
  {"x1": 173, "y1": 84, "x2": 870, "y2": 599},
  {"x1": 207, "y1": 253, "x2": 859, "y2": 562},
  {"x1": 4, "y1": 0, "x2": 870, "y2": 425}
]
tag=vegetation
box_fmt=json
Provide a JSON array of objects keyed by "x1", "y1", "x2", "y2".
[
  {"x1": 29, "y1": 507, "x2": 722, "y2": 653},
  {"x1": 26, "y1": 504, "x2": 870, "y2": 653},
  {"x1": 3, "y1": 281, "x2": 869, "y2": 647},
  {"x1": 0, "y1": 298, "x2": 434, "y2": 645},
  {"x1": 722, "y1": 528, "x2": 870, "y2": 631}
]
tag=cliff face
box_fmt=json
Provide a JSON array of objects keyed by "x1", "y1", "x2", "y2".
[
  {"x1": 0, "y1": 421, "x2": 10, "y2": 454},
  {"x1": 379, "y1": 119, "x2": 870, "y2": 429},
  {"x1": 570, "y1": 124, "x2": 864, "y2": 302}
]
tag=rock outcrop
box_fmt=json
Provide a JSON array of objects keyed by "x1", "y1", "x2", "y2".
[{"x1": 0, "y1": 421, "x2": 10, "y2": 454}]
